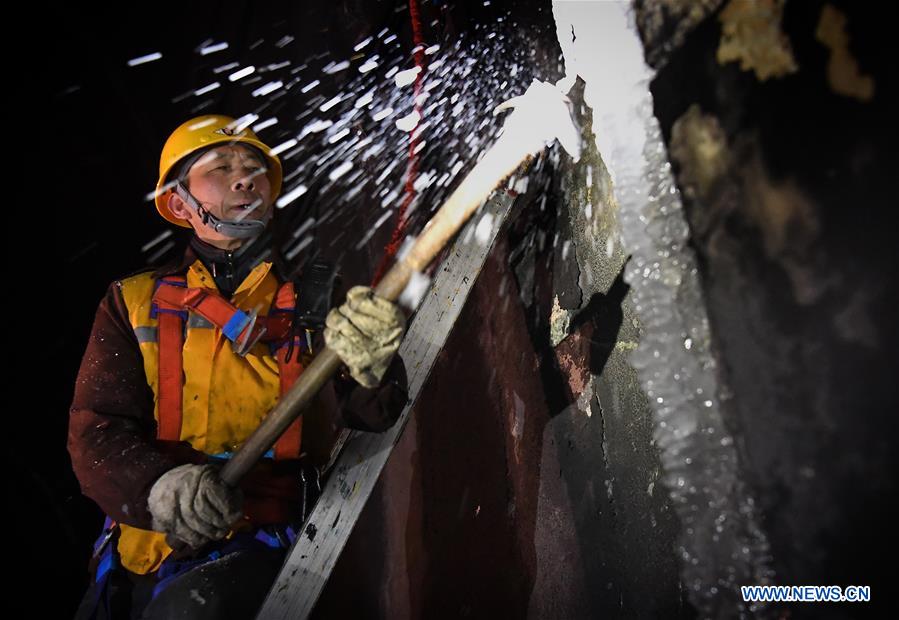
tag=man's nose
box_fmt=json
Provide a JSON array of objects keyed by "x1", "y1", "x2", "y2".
[{"x1": 231, "y1": 173, "x2": 256, "y2": 192}]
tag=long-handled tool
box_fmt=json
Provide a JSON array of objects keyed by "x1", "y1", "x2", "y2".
[
  {"x1": 168, "y1": 79, "x2": 581, "y2": 558},
  {"x1": 223, "y1": 78, "x2": 580, "y2": 490}
]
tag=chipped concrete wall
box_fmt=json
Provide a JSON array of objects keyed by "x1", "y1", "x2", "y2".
[{"x1": 538, "y1": 78, "x2": 687, "y2": 616}]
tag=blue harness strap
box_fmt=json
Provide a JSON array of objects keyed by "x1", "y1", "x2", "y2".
[
  {"x1": 78, "y1": 516, "x2": 298, "y2": 618},
  {"x1": 78, "y1": 516, "x2": 121, "y2": 620},
  {"x1": 152, "y1": 525, "x2": 298, "y2": 600}
]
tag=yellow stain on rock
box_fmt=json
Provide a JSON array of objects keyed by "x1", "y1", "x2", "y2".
[
  {"x1": 815, "y1": 4, "x2": 875, "y2": 102},
  {"x1": 670, "y1": 104, "x2": 730, "y2": 202},
  {"x1": 717, "y1": 0, "x2": 798, "y2": 81}
]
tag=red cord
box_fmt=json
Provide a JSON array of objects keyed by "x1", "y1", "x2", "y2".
[{"x1": 371, "y1": 0, "x2": 426, "y2": 288}]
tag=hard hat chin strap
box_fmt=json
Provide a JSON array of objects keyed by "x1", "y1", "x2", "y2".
[{"x1": 175, "y1": 182, "x2": 267, "y2": 239}]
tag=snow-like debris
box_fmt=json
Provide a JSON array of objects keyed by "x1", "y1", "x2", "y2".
[
  {"x1": 194, "y1": 82, "x2": 220, "y2": 96},
  {"x1": 127, "y1": 52, "x2": 162, "y2": 67},
  {"x1": 199, "y1": 42, "x2": 228, "y2": 55},
  {"x1": 394, "y1": 66, "x2": 421, "y2": 88},
  {"x1": 276, "y1": 183, "x2": 308, "y2": 208},
  {"x1": 252, "y1": 81, "x2": 282, "y2": 97},
  {"x1": 395, "y1": 111, "x2": 421, "y2": 132},
  {"x1": 270, "y1": 139, "x2": 298, "y2": 157},
  {"x1": 328, "y1": 161, "x2": 353, "y2": 181},
  {"x1": 253, "y1": 117, "x2": 278, "y2": 132},
  {"x1": 228, "y1": 66, "x2": 255, "y2": 81}
]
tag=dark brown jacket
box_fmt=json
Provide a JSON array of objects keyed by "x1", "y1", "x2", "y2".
[{"x1": 67, "y1": 241, "x2": 407, "y2": 530}]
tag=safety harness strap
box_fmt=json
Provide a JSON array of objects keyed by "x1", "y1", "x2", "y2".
[
  {"x1": 154, "y1": 277, "x2": 187, "y2": 442},
  {"x1": 272, "y1": 282, "x2": 304, "y2": 460},
  {"x1": 150, "y1": 277, "x2": 305, "y2": 459}
]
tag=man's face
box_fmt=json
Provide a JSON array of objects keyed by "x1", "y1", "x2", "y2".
[{"x1": 167, "y1": 143, "x2": 273, "y2": 247}]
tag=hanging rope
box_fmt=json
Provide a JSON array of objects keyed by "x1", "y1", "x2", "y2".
[{"x1": 371, "y1": 0, "x2": 426, "y2": 287}]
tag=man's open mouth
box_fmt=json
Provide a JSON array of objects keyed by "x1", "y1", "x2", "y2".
[{"x1": 231, "y1": 199, "x2": 263, "y2": 220}]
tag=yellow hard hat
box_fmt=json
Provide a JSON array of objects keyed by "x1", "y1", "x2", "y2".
[{"x1": 154, "y1": 115, "x2": 283, "y2": 228}]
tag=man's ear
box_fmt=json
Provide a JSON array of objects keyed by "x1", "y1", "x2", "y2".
[{"x1": 166, "y1": 191, "x2": 192, "y2": 223}]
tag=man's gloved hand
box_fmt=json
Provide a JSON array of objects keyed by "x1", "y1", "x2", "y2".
[
  {"x1": 324, "y1": 285, "x2": 406, "y2": 388},
  {"x1": 147, "y1": 463, "x2": 244, "y2": 549}
]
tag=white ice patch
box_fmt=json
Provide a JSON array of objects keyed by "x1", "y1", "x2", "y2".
[
  {"x1": 474, "y1": 212, "x2": 495, "y2": 246},
  {"x1": 511, "y1": 392, "x2": 525, "y2": 441},
  {"x1": 291, "y1": 217, "x2": 316, "y2": 239},
  {"x1": 252, "y1": 81, "x2": 283, "y2": 97},
  {"x1": 270, "y1": 138, "x2": 297, "y2": 157},
  {"x1": 141, "y1": 230, "x2": 172, "y2": 253},
  {"x1": 412, "y1": 169, "x2": 434, "y2": 192},
  {"x1": 286, "y1": 235, "x2": 314, "y2": 261},
  {"x1": 300, "y1": 119, "x2": 333, "y2": 137},
  {"x1": 359, "y1": 58, "x2": 379, "y2": 73},
  {"x1": 228, "y1": 66, "x2": 255, "y2": 81},
  {"x1": 363, "y1": 141, "x2": 386, "y2": 160},
  {"x1": 213, "y1": 62, "x2": 240, "y2": 74},
  {"x1": 146, "y1": 180, "x2": 177, "y2": 202},
  {"x1": 395, "y1": 110, "x2": 421, "y2": 132},
  {"x1": 328, "y1": 161, "x2": 353, "y2": 181},
  {"x1": 199, "y1": 42, "x2": 228, "y2": 55},
  {"x1": 276, "y1": 184, "x2": 307, "y2": 208},
  {"x1": 396, "y1": 235, "x2": 417, "y2": 261},
  {"x1": 319, "y1": 95, "x2": 344, "y2": 112},
  {"x1": 394, "y1": 66, "x2": 422, "y2": 88},
  {"x1": 380, "y1": 188, "x2": 400, "y2": 208},
  {"x1": 231, "y1": 114, "x2": 258, "y2": 133},
  {"x1": 323, "y1": 60, "x2": 351, "y2": 74},
  {"x1": 329, "y1": 128, "x2": 350, "y2": 144},
  {"x1": 264, "y1": 61, "x2": 291, "y2": 72},
  {"x1": 352, "y1": 136, "x2": 373, "y2": 152},
  {"x1": 194, "y1": 82, "x2": 220, "y2": 96},
  {"x1": 355, "y1": 91, "x2": 374, "y2": 108},
  {"x1": 275, "y1": 36, "x2": 294, "y2": 48},
  {"x1": 127, "y1": 52, "x2": 162, "y2": 67},
  {"x1": 373, "y1": 108, "x2": 394, "y2": 122},
  {"x1": 398, "y1": 269, "x2": 431, "y2": 312},
  {"x1": 512, "y1": 176, "x2": 529, "y2": 194},
  {"x1": 253, "y1": 117, "x2": 278, "y2": 132}
]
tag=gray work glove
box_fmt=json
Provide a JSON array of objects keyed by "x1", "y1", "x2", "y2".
[
  {"x1": 324, "y1": 285, "x2": 406, "y2": 388},
  {"x1": 147, "y1": 463, "x2": 244, "y2": 549}
]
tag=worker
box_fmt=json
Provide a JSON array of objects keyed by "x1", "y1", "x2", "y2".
[{"x1": 69, "y1": 114, "x2": 409, "y2": 619}]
